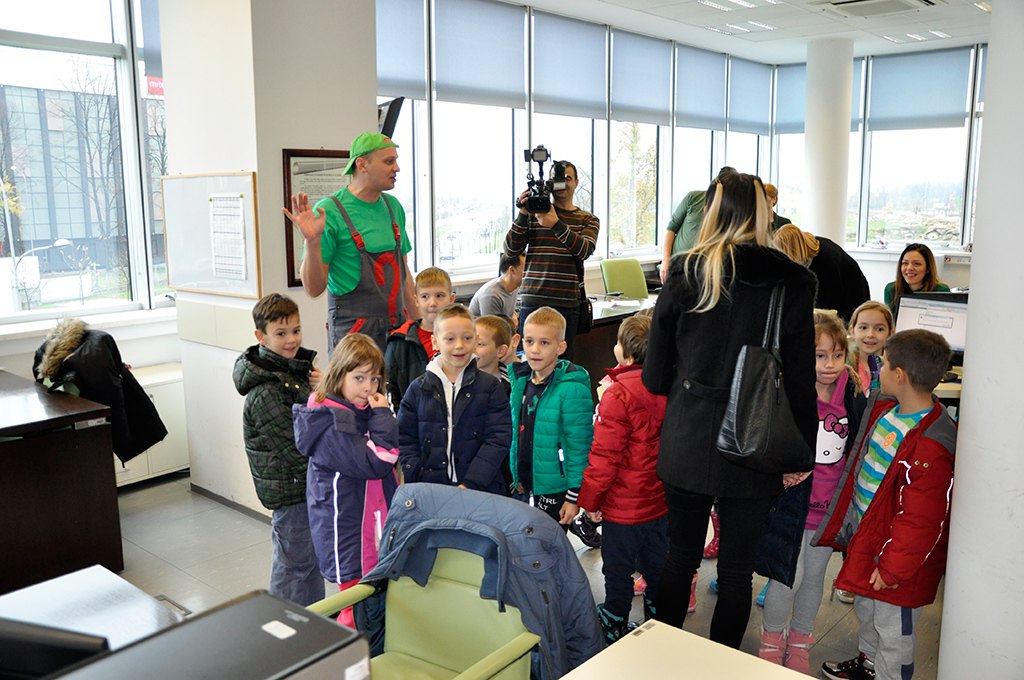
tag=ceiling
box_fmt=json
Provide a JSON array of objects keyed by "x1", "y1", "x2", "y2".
[{"x1": 520, "y1": 0, "x2": 992, "y2": 63}]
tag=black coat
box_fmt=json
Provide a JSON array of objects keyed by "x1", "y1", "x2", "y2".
[
  {"x1": 643, "y1": 244, "x2": 818, "y2": 499},
  {"x1": 754, "y1": 379, "x2": 866, "y2": 587},
  {"x1": 809, "y1": 237, "x2": 870, "y2": 323},
  {"x1": 33, "y1": 324, "x2": 167, "y2": 464}
]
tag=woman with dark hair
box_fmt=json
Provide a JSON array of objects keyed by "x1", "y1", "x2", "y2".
[
  {"x1": 643, "y1": 173, "x2": 817, "y2": 648},
  {"x1": 883, "y1": 243, "x2": 950, "y2": 312}
]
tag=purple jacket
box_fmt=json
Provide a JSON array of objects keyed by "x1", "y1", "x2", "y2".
[{"x1": 293, "y1": 394, "x2": 400, "y2": 583}]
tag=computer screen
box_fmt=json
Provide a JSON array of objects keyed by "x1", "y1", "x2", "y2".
[{"x1": 894, "y1": 292, "x2": 968, "y2": 359}]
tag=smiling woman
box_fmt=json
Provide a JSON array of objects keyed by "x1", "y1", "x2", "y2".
[{"x1": 883, "y1": 242, "x2": 951, "y2": 312}]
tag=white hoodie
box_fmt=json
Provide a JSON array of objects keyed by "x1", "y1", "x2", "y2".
[{"x1": 425, "y1": 356, "x2": 469, "y2": 484}]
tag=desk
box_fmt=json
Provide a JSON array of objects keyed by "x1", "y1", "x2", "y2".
[
  {"x1": 574, "y1": 296, "x2": 657, "y2": 399},
  {"x1": 0, "y1": 371, "x2": 123, "y2": 594},
  {"x1": 562, "y1": 619, "x2": 805, "y2": 679},
  {"x1": 934, "y1": 365, "x2": 963, "y2": 402},
  {"x1": 0, "y1": 566, "x2": 181, "y2": 650}
]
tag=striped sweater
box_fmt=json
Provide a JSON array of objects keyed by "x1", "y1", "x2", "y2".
[{"x1": 504, "y1": 206, "x2": 600, "y2": 307}]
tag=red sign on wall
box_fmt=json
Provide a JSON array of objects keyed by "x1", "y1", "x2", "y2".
[{"x1": 147, "y1": 77, "x2": 164, "y2": 96}]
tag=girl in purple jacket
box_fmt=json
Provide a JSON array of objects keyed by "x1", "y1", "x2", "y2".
[{"x1": 293, "y1": 333, "x2": 399, "y2": 627}]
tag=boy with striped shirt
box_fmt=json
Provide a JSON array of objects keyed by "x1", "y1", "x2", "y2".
[{"x1": 815, "y1": 330, "x2": 957, "y2": 680}]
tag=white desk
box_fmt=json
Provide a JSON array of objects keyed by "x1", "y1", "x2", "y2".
[
  {"x1": 562, "y1": 620, "x2": 806, "y2": 679},
  {"x1": 934, "y1": 365, "x2": 963, "y2": 401}
]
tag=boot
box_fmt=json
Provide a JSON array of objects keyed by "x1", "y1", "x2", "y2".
[
  {"x1": 688, "y1": 572, "x2": 698, "y2": 612},
  {"x1": 784, "y1": 631, "x2": 815, "y2": 675},
  {"x1": 703, "y1": 509, "x2": 721, "y2": 558},
  {"x1": 597, "y1": 605, "x2": 628, "y2": 645},
  {"x1": 758, "y1": 628, "x2": 787, "y2": 665}
]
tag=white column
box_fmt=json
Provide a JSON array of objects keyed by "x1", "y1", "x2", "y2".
[
  {"x1": 803, "y1": 38, "x2": 852, "y2": 244},
  {"x1": 937, "y1": 3, "x2": 1024, "y2": 678}
]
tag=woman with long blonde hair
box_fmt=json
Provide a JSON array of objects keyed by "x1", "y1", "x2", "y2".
[{"x1": 643, "y1": 172, "x2": 818, "y2": 648}]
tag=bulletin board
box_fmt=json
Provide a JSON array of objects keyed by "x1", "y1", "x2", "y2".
[{"x1": 161, "y1": 172, "x2": 262, "y2": 298}]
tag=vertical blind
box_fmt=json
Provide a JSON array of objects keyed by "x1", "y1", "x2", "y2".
[
  {"x1": 376, "y1": 0, "x2": 427, "y2": 99},
  {"x1": 774, "y1": 63, "x2": 805, "y2": 134},
  {"x1": 533, "y1": 12, "x2": 607, "y2": 119},
  {"x1": 434, "y1": 0, "x2": 526, "y2": 107},
  {"x1": 728, "y1": 58, "x2": 771, "y2": 135},
  {"x1": 675, "y1": 45, "x2": 726, "y2": 130},
  {"x1": 868, "y1": 48, "x2": 972, "y2": 130},
  {"x1": 610, "y1": 30, "x2": 672, "y2": 126}
]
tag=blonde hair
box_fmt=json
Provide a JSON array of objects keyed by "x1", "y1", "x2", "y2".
[
  {"x1": 316, "y1": 333, "x2": 385, "y2": 402},
  {"x1": 415, "y1": 267, "x2": 453, "y2": 292},
  {"x1": 684, "y1": 173, "x2": 773, "y2": 313},
  {"x1": 523, "y1": 306, "x2": 566, "y2": 340},
  {"x1": 475, "y1": 315, "x2": 512, "y2": 348},
  {"x1": 814, "y1": 310, "x2": 861, "y2": 392},
  {"x1": 434, "y1": 302, "x2": 472, "y2": 327},
  {"x1": 773, "y1": 224, "x2": 820, "y2": 266}
]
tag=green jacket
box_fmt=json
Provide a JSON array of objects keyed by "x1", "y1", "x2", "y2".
[
  {"x1": 232, "y1": 344, "x2": 316, "y2": 509},
  {"x1": 508, "y1": 360, "x2": 594, "y2": 495}
]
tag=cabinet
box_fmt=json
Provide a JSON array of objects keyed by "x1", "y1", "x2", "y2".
[{"x1": 113, "y1": 363, "x2": 189, "y2": 486}]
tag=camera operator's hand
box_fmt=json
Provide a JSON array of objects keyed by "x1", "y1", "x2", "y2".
[
  {"x1": 536, "y1": 203, "x2": 559, "y2": 229},
  {"x1": 517, "y1": 189, "x2": 530, "y2": 216}
]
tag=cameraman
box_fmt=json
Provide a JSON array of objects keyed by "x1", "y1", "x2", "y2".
[{"x1": 504, "y1": 160, "x2": 599, "y2": 360}]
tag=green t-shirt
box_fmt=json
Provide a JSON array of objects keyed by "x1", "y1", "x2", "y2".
[
  {"x1": 312, "y1": 187, "x2": 412, "y2": 296},
  {"x1": 667, "y1": 190, "x2": 706, "y2": 254}
]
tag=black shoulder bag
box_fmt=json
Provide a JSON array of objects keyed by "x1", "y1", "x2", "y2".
[
  {"x1": 575, "y1": 258, "x2": 593, "y2": 335},
  {"x1": 716, "y1": 284, "x2": 813, "y2": 473}
]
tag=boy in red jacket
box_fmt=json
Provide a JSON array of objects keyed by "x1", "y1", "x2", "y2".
[
  {"x1": 817, "y1": 330, "x2": 956, "y2": 680},
  {"x1": 578, "y1": 314, "x2": 668, "y2": 644}
]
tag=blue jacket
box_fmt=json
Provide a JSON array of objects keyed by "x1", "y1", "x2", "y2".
[
  {"x1": 363, "y1": 483, "x2": 604, "y2": 680},
  {"x1": 293, "y1": 395, "x2": 400, "y2": 583},
  {"x1": 397, "y1": 357, "x2": 511, "y2": 494}
]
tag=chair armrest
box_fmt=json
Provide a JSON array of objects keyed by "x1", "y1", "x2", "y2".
[
  {"x1": 452, "y1": 631, "x2": 540, "y2": 680},
  {"x1": 306, "y1": 584, "x2": 377, "y2": 617}
]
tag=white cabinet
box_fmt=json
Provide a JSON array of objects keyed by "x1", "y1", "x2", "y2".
[{"x1": 114, "y1": 363, "x2": 189, "y2": 486}]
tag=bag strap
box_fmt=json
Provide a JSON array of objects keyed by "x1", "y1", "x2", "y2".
[{"x1": 760, "y1": 284, "x2": 785, "y2": 352}]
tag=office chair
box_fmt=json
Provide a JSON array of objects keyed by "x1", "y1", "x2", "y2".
[
  {"x1": 308, "y1": 548, "x2": 538, "y2": 680},
  {"x1": 600, "y1": 258, "x2": 650, "y2": 299}
]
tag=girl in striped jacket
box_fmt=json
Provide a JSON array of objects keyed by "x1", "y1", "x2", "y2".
[{"x1": 293, "y1": 333, "x2": 399, "y2": 627}]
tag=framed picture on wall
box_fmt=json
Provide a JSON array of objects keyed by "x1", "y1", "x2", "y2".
[{"x1": 282, "y1": 148, "x2": 349, "y2": 288}]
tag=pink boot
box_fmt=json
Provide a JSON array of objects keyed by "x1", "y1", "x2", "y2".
[
  {"x1": 784, "y1": 631, "x2": 815, "y2": 675},
  {"x1": 688, "y1": 572, "x2": 697, "y2": 612},
  {"x1": 703, "y1": 509, "x2": 721, "y2": 559},
  {"x1": 758, "y1": 628, "x2": 786, "y2": 665}
]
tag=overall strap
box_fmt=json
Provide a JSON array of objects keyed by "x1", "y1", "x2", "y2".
[
  {"x1": 329, "y1": 195, "x2": 367, "y2": 251},
  {"x1": 380, "y1": 194, "x2": 401, "y2": 243}
]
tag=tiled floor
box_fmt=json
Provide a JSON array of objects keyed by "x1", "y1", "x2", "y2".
[{"x1": 117, "y1": 472, "x2": 941, "y2": 678}]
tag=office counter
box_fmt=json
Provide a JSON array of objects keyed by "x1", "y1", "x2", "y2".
[{"x1": 0, "y1": 370, "x2": 123, "y2": 594}]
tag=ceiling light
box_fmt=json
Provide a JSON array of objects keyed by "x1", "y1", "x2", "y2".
[
  {"x1": 748, "y1": 21, "x2": 776, "y2": 30},
  {"x1": 882, "y1": 35, "x2": 905, "y2": 43},
  {"x1": 929, "y1": 30, "x2": 951, "y2": 38},
  {"x1": 725, "y1": 0, "x2": 755, "y2": 7},
  {"x1": 726, "y1": 23, "x2": 751, "y2": 32},
  {"x1": 973, "y1": 2, "x2": 992, "y2": 11},
  {"x1": 697, "y1": 0, "x2": 733, "y2": 11},
  {"x1": 906, "y1": 33, "x2": 926, "y2": 41},
  {"x1": 764, "y1": 0, "x2": 780, "y2": 4},
  {"x1": 704, "y1": 25, "x2": 734, "y2": 35}
]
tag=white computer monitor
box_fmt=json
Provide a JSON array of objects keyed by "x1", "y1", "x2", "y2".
[{"x1": 894, "y1": 292, "x2": 968, "y2": 363}]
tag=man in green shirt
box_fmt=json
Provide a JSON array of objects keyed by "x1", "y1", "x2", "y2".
[
  {"x1": 659, "y1": 167, "x2": 735, "y2": 283},
  {"x1": 284, "y1": 132, "x2": 418, "y2": 353}
]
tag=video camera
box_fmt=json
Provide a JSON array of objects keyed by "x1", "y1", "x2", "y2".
[{"x1": 516, "y1": 145, "x2": 568, "y2": 214}]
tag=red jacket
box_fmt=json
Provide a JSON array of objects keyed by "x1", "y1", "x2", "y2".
[
  {"x1": 578, "y1": 365, "x2": 667, "y2": 524},
  {"x1": 814, "y1": 394, "x2": 956, "y2": 607}
]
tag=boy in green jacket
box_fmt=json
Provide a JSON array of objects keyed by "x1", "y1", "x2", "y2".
[{"x1": 509, "y1": 307, "x2": 594, "y2": 529}]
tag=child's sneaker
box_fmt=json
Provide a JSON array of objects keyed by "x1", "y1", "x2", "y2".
[
  {"x1": 597, "y1": 605, "x2": 629, "y2": 645},
  {"x1": 835, "y1": 588, "x2": 855, "y2": 604},
  {"x1": 709, "y1": 578, "x2": 719, "y2": 593},
  {"x1": 633, "y1": 575, "x2": 647, "y2": 596},
  {"x1": 821, "y1": 653, "x2": 876, "y2": 680},
  {"x1": 569, "y1": 513, "x2": 602, "y2": 549},
  {"x1": 757, "y1": 628, "x2": 786, "y2": 665},
  {"x1": 688, "y1": 572, "x2": 697, "y2": 612},
  {"x1": 783, "y1": 631, "x2": 815, "y2": 675},
  {"x1": 756, "y1": 581, "x2": 769, "y2": 607},
  {"x1": 703, "y1": 508, "x2": 721, "y2": 558}
]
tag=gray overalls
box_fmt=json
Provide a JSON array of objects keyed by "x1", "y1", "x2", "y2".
[{"x1": 326, "y1": 194, "x2": 406, "y2": 354}]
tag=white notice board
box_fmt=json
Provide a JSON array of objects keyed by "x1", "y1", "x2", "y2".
[{"x1": 162, "y1": 172, "x2": 262, "y2": 298}]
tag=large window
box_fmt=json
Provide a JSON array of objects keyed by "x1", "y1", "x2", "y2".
[
  {"x1": 672, "y1": 127, "x2": 715, "y2": 206},
  {"x1": 0, "y1": 0, "x2": 167, "y2": 320},
  {"x1": 531, "y1": 113, "x2": 595, "y2": 214},
  {"x1": 608, "y1": 121, "x2": 659, "y2": 253}
]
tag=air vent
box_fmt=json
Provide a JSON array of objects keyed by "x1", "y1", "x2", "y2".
[{"x1": 814, "y1": 0, "x2": 945, "y2": 19}]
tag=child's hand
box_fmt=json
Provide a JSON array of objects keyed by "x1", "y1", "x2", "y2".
[
  {"x1": 869, "y1": 568, "x2": 897, "y2": 591},
  {"x1": 558, "y1": 501, "x2": 579, "y2": 525},
  {"x1": 586, "y1": 509, "x2": 602, "y2": 523},
  {"x1": 367, "y1": 392, "x2": 388, "y2": 408},
  {"x1": 308, "y1": 367, "x2": 323, "y2": 390},
  {"x1": 782, "y1": 471, "x2": 811, "y2": 488}
]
